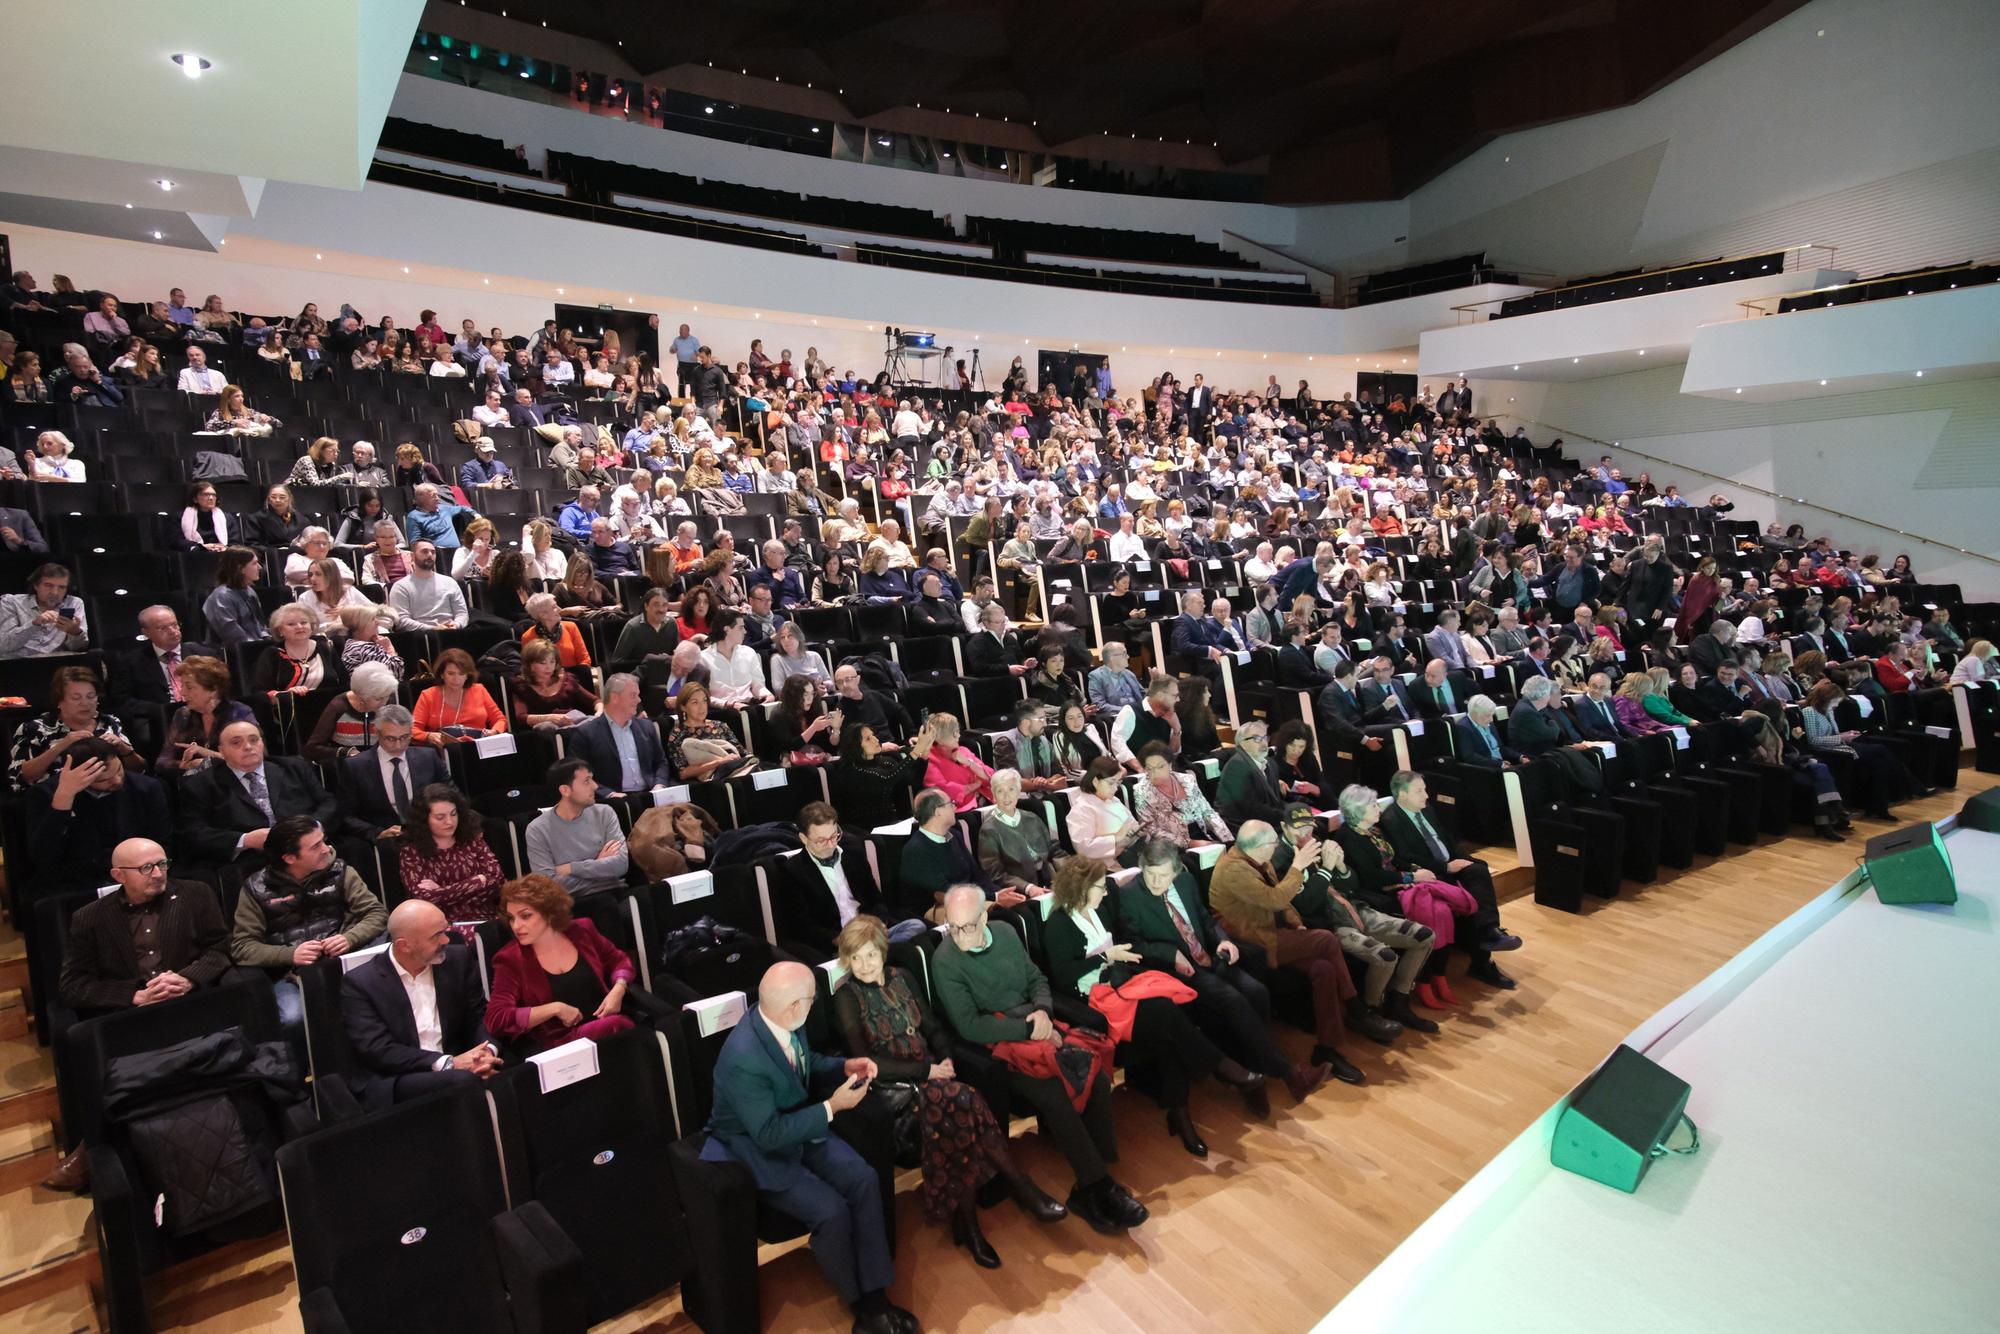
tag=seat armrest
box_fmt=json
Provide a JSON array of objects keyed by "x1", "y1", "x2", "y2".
[
  {"x1": 493, "y1": 1200, "x2": 589, "y2": 1334},
  {"x1": 299, "y1": 1286, "x2": 353, "y2": 1334}
]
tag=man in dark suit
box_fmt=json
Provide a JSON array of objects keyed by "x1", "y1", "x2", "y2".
[
  {"x1": 1185, "y1": 373, "x2": 1213, "y2": 434},
  {"x1": 563, "y1": 673, "x2": 671, "y2": 797},
  {"x1": 0, "y1": 505, "x2": 47, "y2": 554},
  {"x1": 1315, "y1": 660, "x2": 1388, "y2": 756},
  {"x1": 1621, "y1": 538, "x2": 1677, "y2": 643},
  {"x1": 336, "y1": 706, "x2": 446, "y2": 845},
  {"x1": 340, "y1": 900, "x2": 503, "y2": 1108},
  {"x1": 1169, "y1": 591, "x2": 1225, "y2": 684},
  {"x1": 1377, "y1": 770, "x2": 1520, "y2": 988},
  {"x1": 1571, "y1": 673, "x2": 1634, "y2": 741},
  {"x1": 1115, "y1": 842, "x2": 1330, "y2": 1102},
  {"x1": 295, "y1": 332, "x2": 331, "y2": 381},
  {"x1": 105, "y1": 604, "x2": 218, "y2": 759},
  {"x1": 25, "y1": 736, "x2": 171, "y2": 898},
  {"x1": 1413, "y1": 659, "x2": 1466, "y2": 720},
  {"x1": 1216, "y1": 724, "x2": 1286, "y2": 831},
  {"x1": 1358, "y1": 656, "x2": 1416, "y2": 725},
  {"x1": 177, "y1": 719, "x2": 337, "y2": 867},
  {"x1": 700, "y1": 961, "x2": 914, "y2": 1334},
  {"x1": 1451, "y1": 696, "x2": 1522, "y2": 767},
  {"x1": 1275, "y1": 617, "x2": 1332, "y2": 690},
  {"x1": 768, "y1": 802, "x2": 889, "y2": 960}
]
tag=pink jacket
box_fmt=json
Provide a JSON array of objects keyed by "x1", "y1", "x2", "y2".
[{"x1": 925, "y1": 745, "x2": 994, "y2": 811}]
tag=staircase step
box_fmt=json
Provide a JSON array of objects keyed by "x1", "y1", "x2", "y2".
[
  {"x1": 0, "y1": 1122, "x2": 56, "y2": 1195},
  {"x1": 0, "y1": 1248, "x2": 95, "y2": 1324},
  {"x1": 0, "y1": 1187, "x2": 91, "y2": 1302},
  {"x1": 0, "y1": 1090, "x2": 56, "y2": 1136}
]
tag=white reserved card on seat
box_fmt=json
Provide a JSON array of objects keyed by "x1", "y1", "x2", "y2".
[
  {"x1": 340, "y1": 942, "x2": 392, "y2": 974},
  {"x1": 685, "y1": 991, "x2": 746, "y2": 1037},
  {"x1": 1925, "y1": 725, "x2": 1953, "y2": 739},
  {"x1": 752, "y1": 768, "x2": 786, "y2": 790},
  {"x1": 1586, "y1": 741, "x2": 1617, "y2": 758},
  {"x1": 474, "y1": 733, "x2": 517, "y2": 759},
  {"x1": 1481, "y1": 666, "x2": 1496, "y2": 678},
  {"x1": 529, "y1": 1038, "x2": 599, "y2": 1094},
  {"x1": 819, "y1": 958, "x2": 849, "y2": 992},
  {"x1": 653, "y1": 784, "x2": 691, "y2": 807},
  {"x1": 668, "y1": 871, "x2": 715, "y2": 904},
  {"x1": 1407, "y1": 719, "x2": 1425, "y2": 736},
  {"x1": 1669, "y1": 726, "x2": 1691, "y2": 750}
]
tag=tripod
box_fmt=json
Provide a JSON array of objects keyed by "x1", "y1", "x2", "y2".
[
  {"x1": 968, "y1": 346, "x2": 985, "y2": 393},
  {"x1": 882, "y1": 327, "x2": 911, "y2": 387}
]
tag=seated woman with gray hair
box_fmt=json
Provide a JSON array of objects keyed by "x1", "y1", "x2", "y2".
[
  {"x1": 302, "y1": 660, "x2": 402, "y2": 762},
  {"x1": 1331, "y1": 783, "x2": 1480, "y2": 1008},
  {"x1": 975, "y1": 768, "x2": 1057, "y2": 897}
]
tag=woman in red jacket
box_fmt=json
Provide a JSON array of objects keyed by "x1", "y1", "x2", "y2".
[
  {"x1": 485, "y1": 875, "x2": 636, "y2": 1054},
  {"x1": 1675, "y1": 555, "x2": 1721, "y2": 644}
]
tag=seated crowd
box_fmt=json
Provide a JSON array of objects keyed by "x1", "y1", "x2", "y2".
[{"x1": 5, "y1": 274, "x2": 1980, "y2": 1334}]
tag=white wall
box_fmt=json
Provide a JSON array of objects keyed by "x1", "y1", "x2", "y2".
[
  {"x1": 389, "y1": 75, "x2": 1301, "y2": 248},
  {"x1": 1293, "y1": 0, "x2": 2000, "y2": 282},
  {"x1": 1480, "y1": 365, "x2": 2000, "y2": 597}
]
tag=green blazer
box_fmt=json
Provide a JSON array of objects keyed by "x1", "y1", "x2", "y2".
[{"x1": 1109, "y1": 873, "x2": 1231, "y2": 969}]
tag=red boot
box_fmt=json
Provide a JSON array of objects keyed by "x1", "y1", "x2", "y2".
[
  {"x1": 1431, "y1": 975, "x2": 1462, "y2": 1007},
  {"x1": 1416, "y1": 980, "x2": 1451, "y2": 1009}
]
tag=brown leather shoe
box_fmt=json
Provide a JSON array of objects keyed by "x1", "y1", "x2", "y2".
[{"x1": 41, "y1": 1146, "x2": 89, "y2": 1194}]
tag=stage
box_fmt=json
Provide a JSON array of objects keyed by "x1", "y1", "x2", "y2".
[{"x1": 1320, "y1": 823, "x2": 2000, "y2": 1334}]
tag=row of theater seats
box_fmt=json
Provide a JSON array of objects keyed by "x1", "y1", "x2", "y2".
[
  {"x1": 1775, "y1": 260, "x2": 2000, "y2": 313},
  {"x1": 853, "y1": 244, "x2": 1318, "y2": 304},
  {"x1": 965, "y1": 215, "x2": 1253, "y2": 270},
  {"x1": 1352, "y1": 253, "x2": 1510, "y2": 304},
  {"x1": 1495, "y1": 251, "x2": 1790, "y2": 319}
]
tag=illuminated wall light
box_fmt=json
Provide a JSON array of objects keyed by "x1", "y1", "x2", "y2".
[
  {"x1": 124, "y1": 202, "x2": 133, "y2": 209},
  {"x1": 1734, "y1": 388, "x2": 1743, "y2": 393},
  {"x1": 402, "y1": 266, "x2": 410, "y2": 274},
  {"x1": 1914, "y1": 370, "x2": 1924, "y2": 377},
  {"x1": 150, "y1": 230, "x2": 163, "y2": 239},
  {"x1": 1819, "y1": 379, "x2": 1827, "y2": 386},
  {"x1": 173, "y1": 53, "x2": 210, "y2": 79}
]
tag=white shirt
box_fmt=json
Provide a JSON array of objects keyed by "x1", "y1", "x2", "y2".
[
  {"x1": 391, "y1": 950, "x2": 446, "y2": 1060},
  {"x1": 702, "y1": 643, "x2": 767, "y2": 703},
  {"x1": 378, "y1": 746, "x2": 415, "y2": 808},
  {"x1": 1108, "y1": 531, "x2": 1149, "y2": 561},
  {"x1": 812, "y1": 850, "x2": 861, "y2": 926}
]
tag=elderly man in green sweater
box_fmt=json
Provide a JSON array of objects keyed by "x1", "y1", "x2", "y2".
[{"x1": 930, "y1": 885, "x2": 1148, "y2": 1236}]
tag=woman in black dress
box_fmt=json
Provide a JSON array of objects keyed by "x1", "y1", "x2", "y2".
[
  {"x1": 1175, "y1": 677, "x2": 1223, "y2": 761},
  {"x1": 831, "y1": 721, "x2": 936, "y2": 831},
  {"x1": 832, "y1": 915, "x2": 1062, "y2": 1268},
  {"x1": 1098, "y1": 567, "x2": 1151, "y2": 653}
]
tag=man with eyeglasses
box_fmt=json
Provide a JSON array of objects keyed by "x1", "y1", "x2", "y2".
[
  {"x1": 337, "y1": 706, "x2": 445, "y2": 848},
  {"x1": 930, "y1": 885, "x2": 1148, "y2": 1236},
  {"x1": 45, "y1": 838, "x2": 232, "y2": 1193}
]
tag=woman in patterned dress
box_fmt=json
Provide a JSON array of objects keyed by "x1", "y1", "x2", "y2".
[
  {"x1": 830, "y1": 915, "x2": 1065, "y2": 1269},
  {"x1": 396, "y1": 784, "x2": 505, "y2": 941}
]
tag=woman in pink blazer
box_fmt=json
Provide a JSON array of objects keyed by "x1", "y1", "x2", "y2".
[
  {"x1": 922, "y1": 713, "x2": 995, "y2": 811},
  {"x1": 485, "y1": 875, "x2": 636, "y2": 1054}
]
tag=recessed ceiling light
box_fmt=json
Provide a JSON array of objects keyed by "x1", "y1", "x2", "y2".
[
  {"x1": 1513, "y1": 365, "x2": 1520, "y2": 370},
  {"x1": 173, "y1": 53, "x2": 211, "y2": 79},
  {"x1": 556, "y1": 288, "x2": 564, "y2": 294},
  {"x1": 150, "y1": 230, "x2": 163, "y2": 239},
  {"x1": 704, "y1": 105, "x2": 714, "y2": 114},
  {"x1": 998, "y1": 159, "x2": 1007, "y2": 168},
  {"x1": 483, "y1": 278, "x2": 489, "y2": 284},
  {"x1": 156, "y1": 179, "x2": 174, "y2": 191},
  {"x1": 402, "y1": 266, "x2": 410, "y2": 274},
  {"x1": 810, "y1": 126, "x2": 819, "y2": 134},
  {"x1": 1637, "y1": 349, "x2": 1646, "y2": 356},
  {"x1": 315, "y1": 253, "x2": 321, "y2": 260},
  {"x1": 1819, "y1": 379, "x2": 1827, "y2": 386},
  {"x1": 877, "y1": 136, "x2": 891, "y2": 147},
  {"x1": 519, "y1": 70, "x2": 531, "y2": 78},
  {"x1": 1734, "y1": 388, "x2": 1743, "y2": 394},
  {"x1": 1915, "y1": 370, "x2": 1925, "y2": 377},
  {"x1": 941, "y1": 151, "x2": 952, "y2": 159},
  {"x1": 124, "y1": 202, "x2": 133, "y2": 209}
]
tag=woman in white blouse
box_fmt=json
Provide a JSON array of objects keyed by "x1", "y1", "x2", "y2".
[
  {"x1": 1064, "y1": 756, "x2": 1140, "y2": 871},
  {"x1": 297, "y1": 558, "x2": 378, "y2": 634},
  {"x1": 31, "y1": 431, "x2": 86, "y2": 482},
  {"x1": 1952, "y1": 639, "x2": 1996, "y2": 684},
  {"x1": 521, "y1": 520, "x2": 568, "y2": 581}
]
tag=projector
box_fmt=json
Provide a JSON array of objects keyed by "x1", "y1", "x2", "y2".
[{"x1": 896, "y1": 330, "x2": 937, "y2": 350}]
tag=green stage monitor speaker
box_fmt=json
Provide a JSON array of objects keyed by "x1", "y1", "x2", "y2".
[
  {"x1": 1958, "y1": 789, "x2": 2000, "y2": 834},
  {"x1": 1863, "y1": 822, "x2": 1957, "y2": 905},
  {"x1": 1551, "y1": 1044, "x2": 1693, "y2": 1193}
]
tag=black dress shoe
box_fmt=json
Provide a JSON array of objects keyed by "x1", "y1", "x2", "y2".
[
  {"x1": 952, "y1": 1210, "x2": 1001, "y2": 1269},
  {"x1": 1101, "y1": 1178, "x2": 1150, "y2": 1228},
  {"x1": 1469, "y1": 961, "x2": 1517, "y2": 989},
  {"x1": 1213, "y1": 1060, "x2": 1270, "y2": 1118},
  {"x1": 1007, "y1": 1174, "x2": 1067, "y2": 1223},
  {"x1": 1066, "y1": 1183, "x2": 1129, "y2": 1235},
  {"x1": 852, "y1": 1313, "x2": 901, "y2": 1334},
  {"x1": 1313, "y1": 1046, "x2": 1367, "y2": 1085},
  {"x1": 887, "y1": 1305, "x2": 920, "y2": 1334},
  {"x1": 1481, "y1": 929, "x2": 1524, "y2": 952},
  {"x1": 1352, "y1": 1009, "x2": 1403, "y2": 1046},
  {"x1": 1383, "y1": 991, "x2": 1440, "y2": 1034},
  {"x1": 1167, "y1": 1107, "x2": 1209, "y2": 1158}
]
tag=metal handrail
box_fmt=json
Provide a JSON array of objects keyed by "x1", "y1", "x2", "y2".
[
  {"x1": 1733, "y1": 257, "x2": 1998, "y2": 317},
  {"x1": 1447, "y1": 243, "x2": 1839, "y2": 322},
  {"x1": 1499, "y1": 414, "x2": 1999, "y2": 567}
]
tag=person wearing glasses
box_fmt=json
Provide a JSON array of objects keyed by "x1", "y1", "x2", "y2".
[{"x1": 45, "y1": 838, "x2": 232, "y2": 1193}]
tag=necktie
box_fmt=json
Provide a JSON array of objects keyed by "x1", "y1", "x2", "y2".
[
  {"x1": 391, "y1": 756, "x2": 411, "y2": 811},
  {"x1": 1164, "y1": 893, "x2": 1211, "y2": 968},
  {"x1": 1597, "y1": 699, "x2": 1613, "y2": 729},
  {"x1": 243, "y1": 769, "x2": 274, "y2": 823},
  {"x1": 1435, "y1": 684, "x2": 1449, "y2": 711},
  {"x1": 164, "y1": 649, "x2": 182, "y2": 702},
  {"x1": 1414, "y1": 809, "x2": 1449, "y2": 864},
  {"x1": 789, "y1": 1029, "x2": 808, "y2": 1076}
]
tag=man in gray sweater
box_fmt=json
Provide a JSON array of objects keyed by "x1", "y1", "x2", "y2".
[{"x1": 525, "y1": 758, "x2": 630, "y2": 896}]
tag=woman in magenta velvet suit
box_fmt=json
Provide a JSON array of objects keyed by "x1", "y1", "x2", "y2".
[{"x1": 485, "y1": 875, "x2": 636, "y2": 1054}]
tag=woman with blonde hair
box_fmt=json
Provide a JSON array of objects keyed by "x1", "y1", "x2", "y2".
[{"x1": 203, "y1": 384, "x2": 277, "y2": 435}]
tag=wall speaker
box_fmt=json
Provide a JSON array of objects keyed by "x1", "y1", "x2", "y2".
[
  {"x1": 1551, "y1": 1044, "x2": 1694, "y2": 1193},
  {"x1": 1956, "y1": 788, "x2": 2000, "y2": 834},
  {"x1": 1863, "y1": 822, "x2": 1957, "y2": 905}
]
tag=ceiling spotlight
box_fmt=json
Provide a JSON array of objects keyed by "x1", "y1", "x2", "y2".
[
  {"x1": 173, "y1": 53, "x2": 211, "y2": 79},
  {"x1": 810, "y1": 126, "x2": 820, "y2": 134},
  {"x1": 156, "y1": 178, "x2": 175, "y2": 191},
  {"x1": 704, "y1": 105, "x2": 714, "y2": 114},
  {"x1": 124, "y1": 202, "x2": 133, "y2": 209},
  {"x1": 1571, "y1": 357, "x2": 1579, "y2": 363},
  {"x1": 315, "y1": 253, "x2": 322, "y2": 260},
  {"x1": 483, "y1": 278, "x2": 490, "y2": 284},
  {"x1": 402, "y1": 266, "x2": 410, "y2": 274},
  {"x1": 1914, "y1": 370, "x2": 1925, "y2": 377},
  {"x1": 519, "y1": 69, "x2": 530, "y2": 78},
  {"x1": 997, "y1": 158, "x2": 1007, "y2": 168},
  {"x1": 1637, "y1": 349, "x2": 1646, "y2": 356},
  {"x1": 151, "y1": 230, "x2": 163, "y2": 239},
  {"x1": 556, "y1": 288, "x2": 564, "y2": 294},
  {"x1": 1819, "y1": 379, "x2": 1827, "y2": 386},
  {"x1": 1513, "y1": 365, "x2": 1520, "y2": 370},
  {"x1": 941, "y1": 151, "x2": 952, "y2": 159}
]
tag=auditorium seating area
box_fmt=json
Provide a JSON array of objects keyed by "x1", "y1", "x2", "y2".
[
  {"x1": 1495, "y1": 250, "x2": 1791, "y2": 318},
  {"x1": 1773, "y1": 259, "x2": 2000, "y2": 313},
  {"x1": 966, "y1": 216, "x2": 1255, "y2": 270},
  {"x1": 3, "y1": 264, "x2": 1997, "y2": 1333},
  {"x1": 1353, "y1": 254, "x2": 1515, "y2": 305}
]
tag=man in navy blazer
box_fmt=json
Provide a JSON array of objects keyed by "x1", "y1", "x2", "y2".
[
  {"x1": 337, "y1": 707, "x2": 447, "y2": 843},
  {"x1": 700, "y1": 962, "x2": 915, "y2": 1334},
  {"x1": 1451, "y1": 696, "x2": 1522, "y2": 766},
  {"x1": 1169, "y1": 591, "x2": 1224, "y2": 682},
  {"x1": 563, "y1": 673, "x2": 671, "y2": 796},
  {"x1": 340, "y1": 901, "x2": 502, "y2": 1108},
  {"x1": 1357, "y1": 656, "x2": 1416, "y2": 725}
]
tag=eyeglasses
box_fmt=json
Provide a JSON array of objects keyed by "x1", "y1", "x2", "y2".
[{"x1": 114, "y1": 860, "x2": 170, "y2": 875}]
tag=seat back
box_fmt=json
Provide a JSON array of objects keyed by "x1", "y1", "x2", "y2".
[
  {"x1": 492, "y1": 1028, "x2": 693, "y2": 1323},
  {"x1": 277, "y1": 1086, "x2": 513, "y2": 1334}
]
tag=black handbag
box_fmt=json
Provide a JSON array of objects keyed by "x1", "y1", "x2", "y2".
[{"x1": 867, "y1": 1081, "x2": 923, "y2": 1168}]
